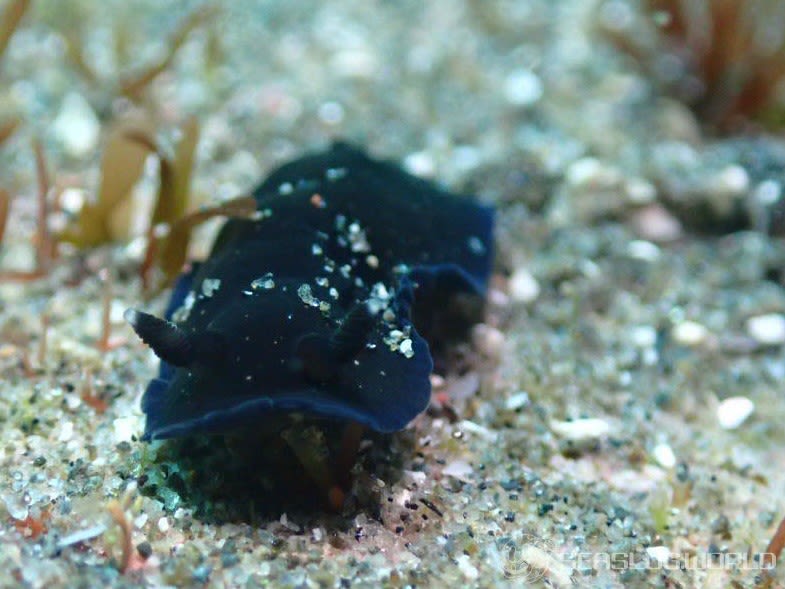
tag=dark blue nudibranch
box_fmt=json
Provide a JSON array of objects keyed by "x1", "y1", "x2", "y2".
[{"x1": 126, "y1": 143, "x2": 494, "y2": 441}]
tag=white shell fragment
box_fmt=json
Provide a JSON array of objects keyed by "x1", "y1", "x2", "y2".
[
  {"x1": 716, "y1": 396, "x2": 754, "y2": 430},
  {"x1": 201, "y1": 278, "x2": 221, "y2": 298},
  {"x1": 550, "y1": 418, "x2": 610, "y2": 442}
]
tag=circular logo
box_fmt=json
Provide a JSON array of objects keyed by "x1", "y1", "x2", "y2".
[{"x1": 497, "y1": 533, "x2": 561, "y2": 582}]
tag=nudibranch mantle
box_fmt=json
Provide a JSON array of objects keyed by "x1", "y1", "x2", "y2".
[{"x1": 126, "y1": 142, "x2": 494, "y2": 440}]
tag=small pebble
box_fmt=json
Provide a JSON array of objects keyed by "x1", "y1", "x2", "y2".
[
  {"x1": 629, "y1": 204, "x2": 683, "y2": 243},
  {"x1": 672, "y1": 320, "x2": 708, "y2": 346},
  {"x1": 442, "y1": 460, "x2": 474, "y2": 482},
  {"x1": 624, "y1": 177, "x2": 657, "y2": 204},
  {"x1": 652, "y1": 443, "x2": 676, "y2": 468},
  {"x1": 646, "y1": 546, "x2": 671, "y2": 564},
  {"x1": 60, "y1": 188, "x2": 87, "y2": 213},
  {"x1": 745, "y1": 313, "x2": 785, "y2": 346},
  {"x1": 503, "y1": 69, "x2": 543, "y2": 107},
  {"x1": 627, "y1": 240, "x2": 660, "y2": 262},
  {"x1": 471, "y1": 323, "x2": 505, "y2": 360},
  {"x1": 753, "y1": 179, "x2": 781, "y2": 206},
  {"x1": 318, "y1": 101, "x2": 344, "y2": 125},
  {"x1": 713, "y1": 164, "x2": 749, "y2": 195},
  {"x1": 565, "y1": 157, "x2": 604, "y2": 186},
  {"x1": 137, "y1": 541, "x2": 153, "y2": 559},
  {"x1": 508, "y1": 268, "x2": 540, "y2": 303},
  {"x1": 505, "y1": 391, "x2": 530, "y2": 411},
  {"x1": 717, "y1": 397, "x2": 754, "y2": 430},
  {"x1": 630, "y1": 325, "x2": 657, "y2": 348},
  {"x1": 550, "y1": 418, "x2": 610, "y2": 442},
  {"x1": 157, "y1": 516, "x2": 170, "y2": 533}
]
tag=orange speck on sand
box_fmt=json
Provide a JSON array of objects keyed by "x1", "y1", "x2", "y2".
[
  {"x1": 310, "y1": 193, "x2": 326, "y2": 209},
  {"x1": 14, "y1": 509, "x2": 50, "y2": 539},
  {"x1": 82, "y1": 392, "x2": 109, "y2": 414}
]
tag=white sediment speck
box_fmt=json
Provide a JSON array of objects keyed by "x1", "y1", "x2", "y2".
[
  {"x1": 508, "y1": 268, "x2": 540, "y2": 303},
  {"x1": 157, "y1": 516, "x2": 170, "y2": 533},
  {"x1": 347, "y1": 222, "x2": 371, "y2": 252},
  {"x1": 467, "y1": 236, "x2": 486, "y2": 255},
  {"x1": 652, "y1": 442, "x2": 676, "y2": 468},
  {"x1": 172, "y1": 291, "x2": 196, "y2": 323},
  {"x1": 550, "y1": 418, "x2": 610, "y2": 442},
  {"x1": 251, "y1": 273, "x2": 275, "y2": 290},
  {"x1": 251, "y1": 207, "x2": 273, "y2": 221},
  {"x1": 297, "y1": 284, "x2": 319, "y2": 307},
  {"x1": 745, "y1": 313, "x2": 785, "y2": 345},
  {"x1": 367, "y1": 282, "x2": 392, "y2": 315},
  {"x1": 325, "y1": 167, "x2": 347, "y2": 181},
  {"x1": 399, "y1": 338, "x2": 414, "y2": 358},
  {"x1": 201, "y1": 278, "x2": 221, "y2": 298},
  {"x1": 717, "y1": 396, "x2": 754, "y2": 430},
  {"x1": 672, "y1": 320, "x2": 708, "y2": 346}
]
